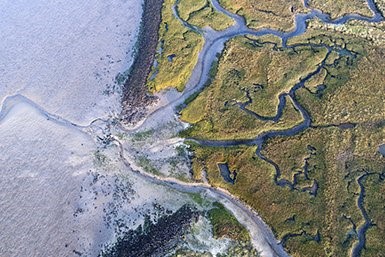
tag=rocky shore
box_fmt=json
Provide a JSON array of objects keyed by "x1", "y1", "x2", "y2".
[
  {"x1": 100, "y1": 205, "x2": 199, "y2": 257},
  {"x1": 121, "y1": 0, "x2": 164, "y2": 125}
]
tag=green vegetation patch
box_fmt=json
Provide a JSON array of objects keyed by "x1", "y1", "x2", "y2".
[
  {"x1": 180, "y1": 37, "x2": 331, "y2": 140},
  {"x1": 184, "y1": 35, "x2": 385, "y2": 254},
  {"x1": 189, "y1": 124, "x2": 385, "y2": 256},
  {"x1": 208, "y1": 202, "x2": 250, "y2": 241},
  {"x1": 137, "y1": 155, "x2": 160, "y2": 175},
  {"x1": 295, "y1": 41, "x2": 385, "y2": 126},
  {"x1": 131, "y1": 129, "x2": 154, "y2": 142},
  {"x1": 147, "y1": 0, "x2": 204, "y2": 92},
  {"x1": 149, "y1": 0, "x2": 385, "y2": 255},
  {"x1": 361, "y1": 174, "x2": 385, "y2": 257},
  {"x1": 189, "y1": 142, "x2": 326, "y2": 256},
  {"x1": 178, "y1": 0, "x2": 234, "y2": 31},
  {"x1": 147, "y1": 0, "x2": 234, "y2": 92}
]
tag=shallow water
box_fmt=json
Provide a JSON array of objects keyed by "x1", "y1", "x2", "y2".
[{"x1": 379, "y1": 144, "x2": 385, "y2": 156}]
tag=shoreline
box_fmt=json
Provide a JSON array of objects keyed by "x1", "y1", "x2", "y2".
[{"x1": 121, "y1": 0, "x2": 164, "y2": 125}]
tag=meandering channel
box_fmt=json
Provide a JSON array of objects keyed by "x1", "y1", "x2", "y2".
[
  {"x1": 121, "y1": 0, "x2": 384, "y2": 255},
  {"x1": 350, "y1": 172, "x2": 383, "y2": 257}
]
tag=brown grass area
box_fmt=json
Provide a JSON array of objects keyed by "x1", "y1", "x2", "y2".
[
  {"x1": 307, "y1": 0, "x2": 373, "y2": 19},
  {"x1": 219, "y1": 0, "x2": 306, "y2": 31}
]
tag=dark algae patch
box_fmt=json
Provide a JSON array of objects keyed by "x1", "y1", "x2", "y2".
[
  {"x1": 100, "y1": 205, "x2": 199, "y2": 257},
  {"x1": 99, "y1": 202, "x2": 258, "y2": 256},
  {"x1": 121, "y1": 0, "x2": 164, "y2": 124}
]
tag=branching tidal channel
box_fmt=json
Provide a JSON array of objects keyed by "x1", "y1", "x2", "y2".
[{"x1": 121, "y1": 0, "x2": 385, "y2": 256}]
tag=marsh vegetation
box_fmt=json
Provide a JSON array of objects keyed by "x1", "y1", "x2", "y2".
[{"x1": 147, "y1": 0, "x2": 385, "y2": 255}]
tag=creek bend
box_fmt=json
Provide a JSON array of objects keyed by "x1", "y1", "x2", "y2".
[{"x1": 121, "y1": 0, "x2": 384, "y2": 256}]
